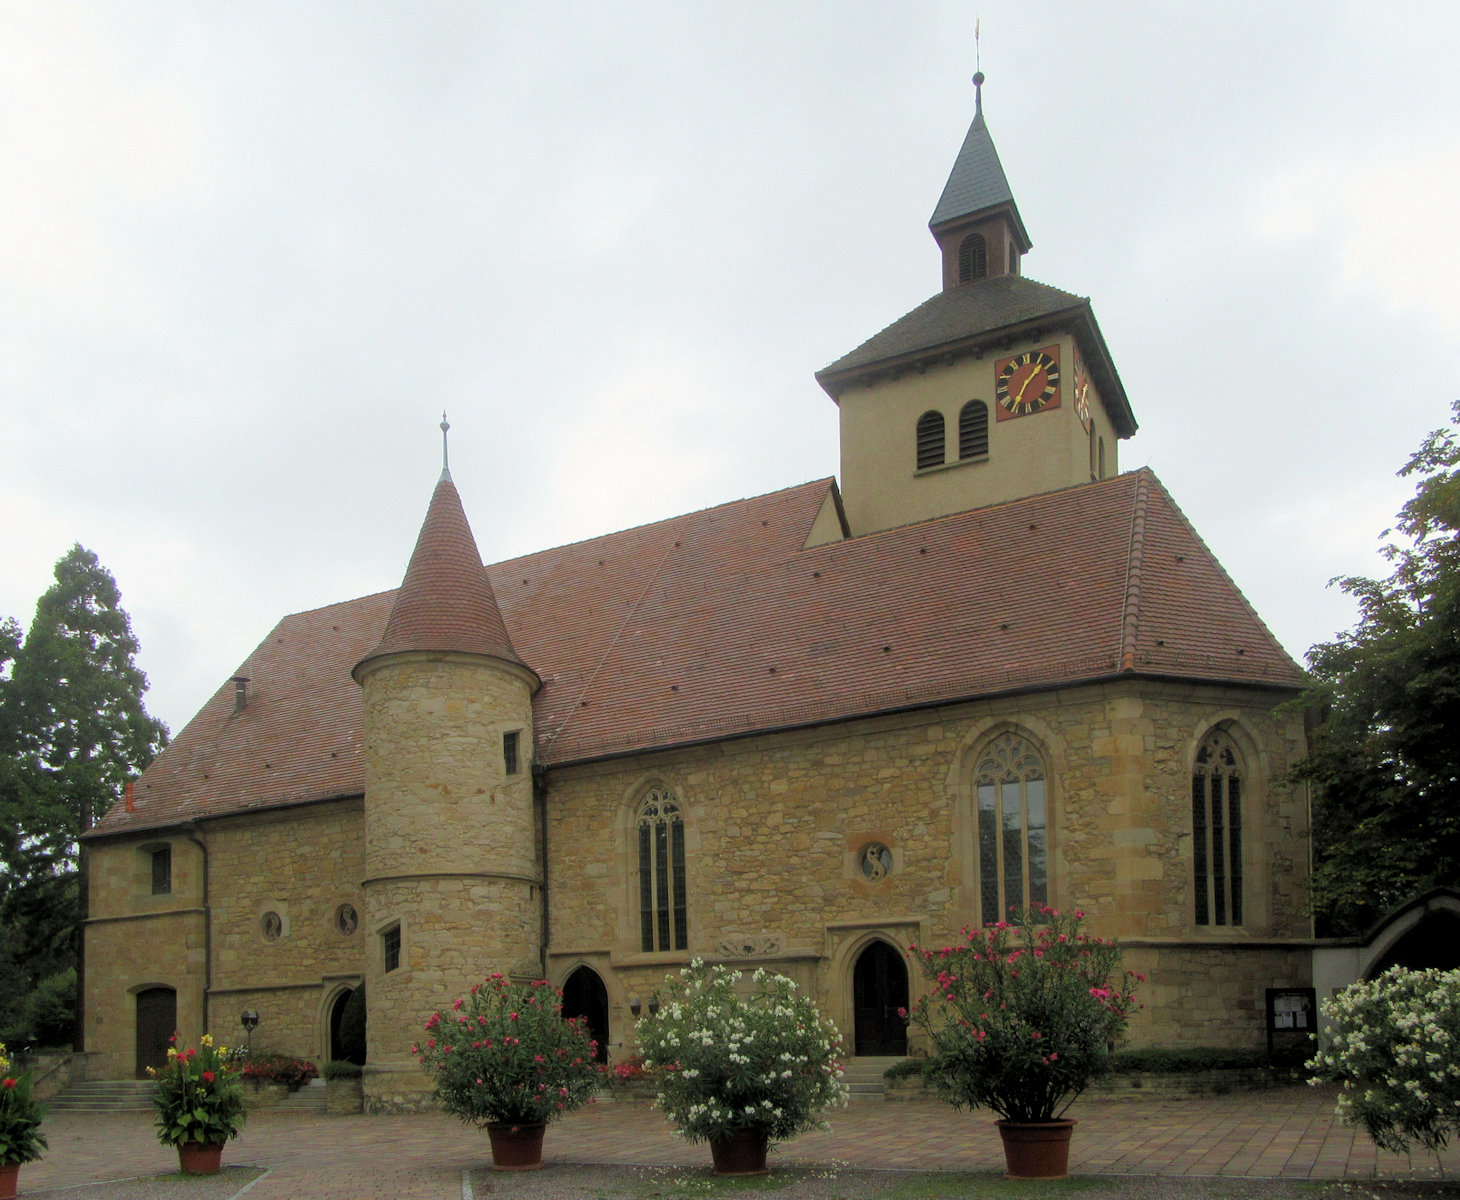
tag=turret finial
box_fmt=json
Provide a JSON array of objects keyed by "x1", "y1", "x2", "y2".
[
  {"x1": 440, "y1": 411, "x2": 452, "y2": 482},
  {"x1": 973, "y1": 18, "x2": 984, "y2": 121}
]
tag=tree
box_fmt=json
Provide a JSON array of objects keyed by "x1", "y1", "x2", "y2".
[
  {"x1": 0, "y1": 545, "x2": 168, "y2": 1042},
  {"x1": 1292, "y1": 402, "x2": 1460, "y2": 935}
]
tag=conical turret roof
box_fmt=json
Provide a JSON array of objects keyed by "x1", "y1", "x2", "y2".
[{"x1": 354, "y1": 473, "x2": 534, "y2": 681}]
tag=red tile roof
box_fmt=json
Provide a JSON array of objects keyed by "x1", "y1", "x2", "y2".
[
  {"x1": 92, "y1": 470, "x2": 1303, "y2": 837},
  {"x1": 355, "y1": 475, "x2": 530, "y2": 678}
]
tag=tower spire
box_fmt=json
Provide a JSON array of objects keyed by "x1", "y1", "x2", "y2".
[{"x1": 439, "y1": 411, "x2": 452, "y2": 482}]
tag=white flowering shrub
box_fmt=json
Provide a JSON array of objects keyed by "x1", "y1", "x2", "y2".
[
  {"x1": 636, "y1": 959, "x2": 848, "y2": 1145},
  {"x1": 1309, "y1": 966, "x2": 1460, "y2": 1153}
]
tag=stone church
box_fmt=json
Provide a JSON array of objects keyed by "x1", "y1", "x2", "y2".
[{"x1": 82, "y1": 76, "x2": 1313, "y2": 1107}]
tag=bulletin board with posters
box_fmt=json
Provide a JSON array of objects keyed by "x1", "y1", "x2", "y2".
[{"x1": 1266, "y1": 988, "x2": 1317, "y2": 1065}]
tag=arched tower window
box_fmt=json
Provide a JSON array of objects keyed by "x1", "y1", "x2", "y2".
[
  {"x1": 1098, "y1": 437, "x2": 1106, "y2": 479},
  {"x1": 958, "y1": 400, "x2": 989, "y2": 459},
  {"x1": 916, "y1": 410, "x2": 946, "y2": 470},
  {"x1": 1193, "y1": 729, "x2": 1243, "y2": 927},
  {"x1": 973, "y1": 732, "x2": 1048, "y2": 924},
  {"x1": 958, "y1": 232, "x2": 988, "y2": 283},
  {"x1": 637, "y1": 786, "x2": 687, "y2": 952}
]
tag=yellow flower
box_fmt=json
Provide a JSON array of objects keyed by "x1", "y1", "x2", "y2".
[
  {"x1": 167, "y1": 1047, "x2": 178, "y2": 1059},
  {"x1": 200, "y1": 1034, "x2": 214, "y2": 1047},
  {"x1": 145, "y1": 1066, "x2": 157, "y2": 1077}
]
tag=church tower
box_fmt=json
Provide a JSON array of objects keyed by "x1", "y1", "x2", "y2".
[
  {"x1": 817, "y1": 74, "x2": 1138, "y2": 537},
  {"x1": 352, "y1": 422, "x2": 540, "y2": 1110}
]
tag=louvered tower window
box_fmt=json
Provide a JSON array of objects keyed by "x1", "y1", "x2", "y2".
[
  {"x1": 916, "y1": 411, "x2": 946, "y2": 470},
  {"x1": 637, "y1": 787, "x2": 687, "y2": 952},
  {"x1": 959, "y1": 400, "x2": 989, "y2": 459},
  {"x1": 974, "y1": 733, "x2": 1048, "y2": 924},
  {"x1": 959, "y1": 232, "x2": 988, "y2": 283},
  {"x1": 1193, "y1": 730, "x2": 1243, "y2": 926}
]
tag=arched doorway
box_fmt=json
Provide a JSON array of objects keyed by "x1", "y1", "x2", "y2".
[
  {"x1": 560, "y1": 966, "x2": 609, "y2": 1063},
  {"x1": 852, "y1": 941, "x2": 908, "y2": 1056},
  {"x1": 328, "y1": 988, "x2": 354, "y2": 1062},
  {"x1": 135, "y1": 987, "x2": 176, "y2": 1079},
  {"x1": 1368, "y1": 910, "x2": 1460, "y2": 976}
]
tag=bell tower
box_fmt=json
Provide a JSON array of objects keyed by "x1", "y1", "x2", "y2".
[
  {"x1": 816, "y1": 73, "x2": 1137, "y2": 537},
  {"x1": 353, "y1": 417, "x2": 540, "y2": 1111}
]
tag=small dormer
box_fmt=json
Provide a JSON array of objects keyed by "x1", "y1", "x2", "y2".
[{"x1": 929, "y1": 72, "x2": 1031, "y2": 291}]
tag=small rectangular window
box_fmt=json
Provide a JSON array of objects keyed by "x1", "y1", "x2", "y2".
[
  {"x1": 382, "y1": 924, "x2": 401, "y2": 973},
  {"x1": 151, "y1": 846, "x2": 172, "y2": 896},
  {"x1": 503, "y1": 730, "x2": 520, "y2": 776}
]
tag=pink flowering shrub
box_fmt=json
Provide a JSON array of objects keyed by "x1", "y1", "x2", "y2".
[
  {"x1": 412, "y1": 974, "x2": 603, "y2": 1127},
  {"x1": 908, "y1": 905, "x2": 1141, "y2": 1122}
]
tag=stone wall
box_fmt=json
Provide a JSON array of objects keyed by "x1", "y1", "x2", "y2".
[{"x1": 543, "y1": 677, "x2": 1310, "y2": 1059}]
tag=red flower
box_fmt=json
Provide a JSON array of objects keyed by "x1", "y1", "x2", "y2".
[
  {"x1": 202, "y1": 1070, "x2": 216, "y2": 1083},
  {"x1": 2, "y1": 1078, "x2": 16, "y2": 1090}
]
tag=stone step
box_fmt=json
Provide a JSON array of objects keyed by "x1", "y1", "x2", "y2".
[
  {"x1": 841, "y1": 1056, "x2": 904, "y2": 1098},
  {"x1": 48, "y1": 1080, "x2": 155, "y2": 1113}
]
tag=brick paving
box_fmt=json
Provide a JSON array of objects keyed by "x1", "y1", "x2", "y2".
[{"x1": 18, "y1": 1087, "x2": 1457, "y2": 1198}]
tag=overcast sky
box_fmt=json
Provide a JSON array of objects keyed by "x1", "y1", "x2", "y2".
[{"x1": 3, "y1": 1, "x2": 1458, "y2": 737}]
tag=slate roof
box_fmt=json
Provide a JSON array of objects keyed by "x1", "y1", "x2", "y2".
[
  {"x1": 92, "y1": 470, "x2": 1303, "y2": 837},
  {"x1": 355, "y1": 473, "x2": 531, "y2": 680},
  {"x1": 928, "y1": 95, "x2": 1028, "y2": 246}
]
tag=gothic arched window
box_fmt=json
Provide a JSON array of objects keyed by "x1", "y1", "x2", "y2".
[
  {"x1": 1193, "y1": 729, "x2": 1243, "y2": 926},
  {"x1": 916, "y1": 410, "x2": 946, "y2": 470},
  {"x1": 959, "y1": 232, "x2": 988, "y2": 283},
  {"x1": 973, "y1": 732, "x2": 1048, "y2": 924},
  {"x1": 959, "y1": 400, "x2": 989, "y2": 459},
  {"x1": 637, "y1": 787, "x2": 687, "y2": 952}
]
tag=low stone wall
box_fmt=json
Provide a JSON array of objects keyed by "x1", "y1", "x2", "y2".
[{"x1": 883, "y1": 1067, "x2": 1303, "y2": 1102}]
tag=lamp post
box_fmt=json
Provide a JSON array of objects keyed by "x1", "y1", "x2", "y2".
[{"x1": 240, "y1": 1010, "x2": 260, "y2": 1056}]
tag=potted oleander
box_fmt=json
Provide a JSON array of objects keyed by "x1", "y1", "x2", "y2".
[
  {"x1": 908, "y1": 905, "x2": 1141, "y2": 1179},
  {"x1": 0, "y1": 1042, "x2": 47, "y2": 1200},
  {"x1": 636, "y1": 960, "x2": 848, "y2": 1176},
  {"x1": 413, "y1": 974, "x2": 603, "y2": 1170},
  {"x1": 149, "y1": 1034, "x2": 247, "y2": 1174}
]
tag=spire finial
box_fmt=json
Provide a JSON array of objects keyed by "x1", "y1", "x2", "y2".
[
  {"x1": 439, "y1": 410, "x2": 452, "y2": 482},
  {"x1": 973, "y1": 18, "x2": 984, "y2": 120}
]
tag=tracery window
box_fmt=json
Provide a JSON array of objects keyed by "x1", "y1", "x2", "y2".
[
  {"x1": 959, "y1": 232, "x2": 988, "y2": 283},
  {"x1": 974, "y1": 732, "x2": 1048, "y2": 924},
  {"x1": 637, "y1": 787, "x2": 687, "y2": 952},
  {"x1": 916, "y1": 410, "x2": 946, "y2": 470},
  {"x1": 959, "y1": 400, "x2": 989, "y2": 459},
  {"x1": 1193, "y1": 729, "x2": 1243, "y2": 926}
]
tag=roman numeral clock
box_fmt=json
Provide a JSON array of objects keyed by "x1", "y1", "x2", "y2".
[{"x1": 995, "y1": 345, "x2": 1061, "y2": 418}]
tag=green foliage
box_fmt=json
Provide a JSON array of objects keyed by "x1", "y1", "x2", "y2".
[
  {"x1": 150, "y1": 1035, "x2": 247, "y2": 1148},
  {"x1": 1110, "y1": 1047, "x2": 1268, "y2": 1074},
  {"x1": 414, "y1": 973, "x2": 602, "y2": 1127},
  {"x1": 636, "y1": 959, "x2": 848, "y2": 1146},
  {"x1": 241, "y1": 1054, "x2": 317, "y2": 1089},
  {"x1": 337, "y1": 984, "x2": 366, "y2": 1065},
  {"x1": 0, "y1": 1043, "x2": 48, "y2": 1166},
  {"x1": 1309, "y1": 966, "x2": 1460, "y2": 1154},
  {"x1": 20, "y1": 968, "x2": 76, "y2": 1049},
  {"x1": 1290, "y1": 404, "x2": 1460, "y2": 935},
  {"x1": 882, "y1": 1057, "x2": 931, "y2": 1080},
  {"x1": 909, "y1": 906, "x2": 1141, "y2": 1123},
  {"x1": 0, "y1": 547, "x2": 167, "y2": 1041},
  {"x1": 322, "y1": 1059, "x2": 362, "y2": 1080}
]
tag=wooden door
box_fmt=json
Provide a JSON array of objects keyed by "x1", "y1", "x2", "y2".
[
  {"x1": 853, "y1": 942, "x2": 908, "y2": 1056},
  {"x1": 135, "y1": 987, "x2": 176, "y2": 1079}
]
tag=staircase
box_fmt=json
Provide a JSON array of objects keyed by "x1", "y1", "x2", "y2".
[
  {"x1": 47, "y1": 1080, "x2": 153, "y2": 1113},
  {"x1": 273, "y1": 1078, "x2": 326, "y2": 1113},
  {"x1": 842, "y1": 1056, "x2": 902, "y2": 1101}
]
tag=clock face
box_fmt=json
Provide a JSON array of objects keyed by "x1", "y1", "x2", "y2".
[
  {"x1": 1073, "y1": 349, "x2": 1092, "y2": 433},
  {"x1": 995, "y1": 345, "x2": 1061, "y2": 418}
]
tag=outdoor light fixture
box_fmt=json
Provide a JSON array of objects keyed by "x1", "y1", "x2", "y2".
[
  {"x1": 629, "y1": 998, "x2": 642, "y2": 1018},
  {"x1": 648, "y1": 999, "x2": 660, "y2": 1017},
  {"x1": 241, "y1": 1009, "x2": 260, "y2": 1053}
]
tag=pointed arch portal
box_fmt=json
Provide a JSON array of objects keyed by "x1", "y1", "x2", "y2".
[
  {"x1": 852, "y1": 941, "x2": 908, "y2": 1056},
  {"x1": 561, "y1": 965, "x2": 610, "y2": 1063}
]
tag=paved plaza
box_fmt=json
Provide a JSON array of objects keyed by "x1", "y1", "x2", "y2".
[{"x1": 18, "y1": 1087, "x2": 1458, "y2": 1199}]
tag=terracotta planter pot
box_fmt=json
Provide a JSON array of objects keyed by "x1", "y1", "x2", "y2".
[
  {"x1": 177, "y1": 1141, "x2": 225, "y2": 1175},
  {"x1": 995, "y1": 1118, "x2": 1076, "y2": 1179},
  {"x1": 709, "y1": 1127, "x2": 770, "y2": 1176},
  {"x1": 486, "y1": 1122, "x2": 546, "y2": 1171},
  {"x1": 0, "y1": 1161, "x2": 19, "y2": 1200}
]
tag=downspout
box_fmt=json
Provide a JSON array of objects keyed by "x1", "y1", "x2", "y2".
[
  {"x1": 181, "y1": 821, "x2": 211, "y2": 1030},
  {"x1": 532, "y1": 762, "x2": 549, "y2": 978}
]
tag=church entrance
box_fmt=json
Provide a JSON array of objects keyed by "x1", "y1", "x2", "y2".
[
  {"x1": 135, "y1": 987, "x2": 176, "y2": 1079},
  {"x1": 1368, "y1": 909, "x2": 1460, "y2": 976},
  {"x1": 852, "y1": 941, "x2": 908, "y2": 1056},
  {"x1": 561, "y1": 966, "x2": 609, "y2": 1063},
  {"x1": 328, "y1": 987, "x2": 354, "y2": 1062}
]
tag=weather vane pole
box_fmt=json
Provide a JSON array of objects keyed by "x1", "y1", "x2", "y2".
[
  {"x1": 440, "y1": 411, "x2": 451, "y2": 481},
  {"x1": 975, "y1": 18, "x2": 981, "y2": 74}
]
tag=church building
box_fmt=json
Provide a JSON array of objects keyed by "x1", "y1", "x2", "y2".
[{"x1": 82, "y1": 76, "x2": 1313, "y2": 1109}]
